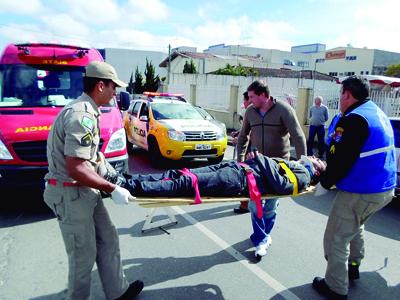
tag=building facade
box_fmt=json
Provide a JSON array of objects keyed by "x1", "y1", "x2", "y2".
[
  {"x1": 104, "y1": 48, "x2": 168, "y2": 85},
  {"x1": 311, "y1": 47, "x2": 400, "y2": 77}
]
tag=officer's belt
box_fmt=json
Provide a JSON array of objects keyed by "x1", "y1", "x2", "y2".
[{"x1": 47, "y1": 178, "x2": 80, "y2": 187}]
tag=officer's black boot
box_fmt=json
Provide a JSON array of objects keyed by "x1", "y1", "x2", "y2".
[
  {"x1": 348, "y1": 262, "x2": 360, "y2": 280},
  {"x1": 115, "y1": 280, "x2": 144, "y2": 300}
]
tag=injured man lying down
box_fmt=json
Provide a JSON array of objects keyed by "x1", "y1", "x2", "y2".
[{"x1": 97, "y1": 151, "x2": 326, "y2": 199}]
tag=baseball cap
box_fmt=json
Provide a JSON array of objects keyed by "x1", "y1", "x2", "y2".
[{"x1": 85, "y1": 61, "x2": 127, "y2": 87}]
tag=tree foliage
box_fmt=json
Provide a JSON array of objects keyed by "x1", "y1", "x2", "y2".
[
  {"x1": 211, "y1": 63, "x2": 259, "y2": 77},
  {"x1": 143, "y1": 58, "x2": 160, "y2": 92},
  {"x1": 133, "y1": 66, "x2": 144, "y2": 94},
  {"x1": 126, "y1": 72, "x2": 134, "y2": 94},
  {"x1": 386, "y1": 64, "x2": 400, "y2": 78},
  {"x1": 183, "y1": 59, "x2": 197, "y2": 74}
]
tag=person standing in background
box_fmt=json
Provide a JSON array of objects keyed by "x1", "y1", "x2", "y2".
[{"x1": 307, "y1": 96, "x2": 329, "y2": 158}]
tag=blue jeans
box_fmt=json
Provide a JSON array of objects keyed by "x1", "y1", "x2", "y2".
[
  {"x1": 307, "y1": 125, "x2": 325, "y2": 156},
  {"x1": 248, "y1": 198, "x2": 279, "y2": 247}
]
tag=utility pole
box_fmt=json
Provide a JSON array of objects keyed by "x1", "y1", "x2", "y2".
[
  {"x1": 312, "y1": 59, "x2": 317, "y2": 102},
  {"x1": 168, "y1": 44, "x2": 171, "y2": 85}
]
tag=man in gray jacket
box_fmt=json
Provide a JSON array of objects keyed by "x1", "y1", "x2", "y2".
[{"x1": 236, "y1": 80, "x2": 306, "y2": 258}]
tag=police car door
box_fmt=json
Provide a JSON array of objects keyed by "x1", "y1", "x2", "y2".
[
  {"x1": 128, "y1": 101, "x2": 142, "y2": 146},
  {"x1": 136, "y1": 102, "x2": 149, "y2": 148}
]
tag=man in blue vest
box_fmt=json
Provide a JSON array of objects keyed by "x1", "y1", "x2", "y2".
[{"x1": 312, "y1": 77, "x2": 396, "y2": 299}]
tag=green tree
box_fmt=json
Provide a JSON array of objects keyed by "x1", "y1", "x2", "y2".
[
  {"x1": 126, "y1": 72, "x2": 134, "y2": 94},
  {"x1": 386, "y1": 64, "x2": 400, "y2": 78},
  {"x1": 212, "y1": 63, "x2": 259, "y2": 77},
  {"x1": 143, "y1": 58, "x2": 160, "y2": 92},
  {"x1": 133, "y1": 66, "x2": 144, "y2": 94},
  {"x1": 183, "y1": 59, "x2": 197, "y2": 74}
]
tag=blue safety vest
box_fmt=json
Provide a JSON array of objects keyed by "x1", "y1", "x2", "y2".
[{"x1": 336, "y1": 101, "x2": 396, "y2": 193}]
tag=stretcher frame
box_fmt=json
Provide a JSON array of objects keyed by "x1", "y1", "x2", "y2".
[{"x1": 130, "y1": 186, "x2": 315, "y2": 232}]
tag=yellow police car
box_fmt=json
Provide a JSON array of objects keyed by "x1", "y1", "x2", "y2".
[{"x1": 123, "y1": 92, "x2": 227, "y2": 164}]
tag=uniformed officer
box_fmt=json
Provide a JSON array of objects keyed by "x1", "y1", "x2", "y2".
[
  {"x1": 312, "y1": 76, "x2": 396, "y2": 299},
  {"x1": 43, "y1": 61, "x2": 143, "y2": 300}
]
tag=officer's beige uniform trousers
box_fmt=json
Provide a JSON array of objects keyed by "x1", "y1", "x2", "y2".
[
  {"x1": 323, "y1": 189, "x2": 393, "y2": 295},
  {"x1": 44, "y1": 183, "x2": 129, "y2": 300}
]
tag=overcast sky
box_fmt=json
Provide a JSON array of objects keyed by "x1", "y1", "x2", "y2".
[{"x1": 0, "y1": 0, "x2": 398, "y2": 54}]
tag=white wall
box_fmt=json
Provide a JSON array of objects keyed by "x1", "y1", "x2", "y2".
[{"x1": 164, "y1": 73, "x2": 340, "y2": 128}]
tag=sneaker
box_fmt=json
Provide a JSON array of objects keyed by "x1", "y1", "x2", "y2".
[
  {"x1": 115, "y1": 280, "x2": 144, "y2": 300},
  {"x1": 254, "y1": 236, "x2": 272, "y2": 257},
  {"x1": 312, "y1": 277, "x2": 347, "y2": 299},
  {"x1": 348, "y1": 262, "x2": 360, "y2": 280},
  {"x1": 233, "y1": 206, "x2": 250, "y2": 214}
]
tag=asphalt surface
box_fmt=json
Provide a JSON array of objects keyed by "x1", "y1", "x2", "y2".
[{"x1": 0, "y1": 145, "x2": 399, "y2": 300}]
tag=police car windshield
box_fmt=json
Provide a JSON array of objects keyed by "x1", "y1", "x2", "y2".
[
  {"x1": 0, "y1": 64, "x2": 116, "y2": 108},
  {"x1": 151, "y1": 103, "x2": 205, "y2": 120}
]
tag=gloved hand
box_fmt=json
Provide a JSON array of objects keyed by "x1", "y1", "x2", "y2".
[
  {"x1": 111, "y1": 185, "x2": 131, "y2": 205},
  {"x1": 314, "y1": 182, "x2": 329, "y2": 197}
]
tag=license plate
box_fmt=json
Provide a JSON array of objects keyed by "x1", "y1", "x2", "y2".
[{"x1": 195, "y1": 144, "x2": 211, "y2": 150}]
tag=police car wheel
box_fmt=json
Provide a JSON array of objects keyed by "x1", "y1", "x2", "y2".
[
  {"x1": 126, "y1": 136, "x2": 135, "y2": 154},
  {"x1": 148, "y1": 138, "x2": 163, "y2": 165}
]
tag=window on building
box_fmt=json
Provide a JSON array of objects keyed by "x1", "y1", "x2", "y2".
[
  {"x1": 360, "y1": 71, "x2": 364, "y2": 75},
  {"x1": 366, "y1": 71, "x2": 369, "y2": 75},
  {"x1": 297, "y1": 61, "x2": 309, "y2": 68},
  {"x1": 283, "y1": 59, "x2": 295, "y2": 66}
]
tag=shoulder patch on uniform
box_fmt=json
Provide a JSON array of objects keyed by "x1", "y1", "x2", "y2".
[
  {"x1": 81, "y1": 133, "x2": 92, "y2": 146},
  {"x1": 332, "y1": 127, "x2": 344, "y2": 142},
  {"x1": 81, "y1": 116, "x2": 94, "y2": 131}
]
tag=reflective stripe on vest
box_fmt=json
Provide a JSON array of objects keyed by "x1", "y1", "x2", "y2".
[{"x1": 359, "y1": 145, "x2": 394, "y2": 158}]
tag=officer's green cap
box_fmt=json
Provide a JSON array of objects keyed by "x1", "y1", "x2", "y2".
[{"x1": 85, "y1": 61, "x2": 127, "y2": 88}]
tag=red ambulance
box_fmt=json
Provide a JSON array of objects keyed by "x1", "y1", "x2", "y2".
[{"x1": 0, "y1": 43, "x2": 128, "y2": 189}]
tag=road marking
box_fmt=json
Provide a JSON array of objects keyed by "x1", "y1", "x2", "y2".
[{"x1": 173, "y1": 206, "x2": 300, "y2": 300}]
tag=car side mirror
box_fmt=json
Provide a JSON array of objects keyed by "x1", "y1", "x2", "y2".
[
  {"x1": 119, "y1": 91, "x2": 131, "y2": 111},
  {"x1": 139, "y1": 115, "x2": 148, "y2": 122}
]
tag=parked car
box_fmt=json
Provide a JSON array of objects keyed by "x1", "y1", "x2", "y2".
[
  {"x1": 389, "y1": 117, "x2": 400, "y2": 195},
  {"x1": 123, "y1": 92, "x2": 227, "y2": 165},
  {"x1": 193, "y1": 105, "x2": 227, "y2": 130}
]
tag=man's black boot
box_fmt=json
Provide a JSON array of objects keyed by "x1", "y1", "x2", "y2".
[
  {"x1": 312, "y1": 277, "x2": 347, "y2": 299},
  {"x1": 115, "y1": 280, "x2": 144, "y2": 300},
  {"x1": 348, "y1": 262, "x2": 360, "y2": 280}
]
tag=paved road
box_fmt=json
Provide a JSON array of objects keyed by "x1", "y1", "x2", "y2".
[{"x1": 1, "y1": 146, "x2": 399, "y2": 299}]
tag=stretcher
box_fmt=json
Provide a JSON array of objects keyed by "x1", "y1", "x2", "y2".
[{"x1": 129, "y1": 185, "x2": 316, "y2": 232}]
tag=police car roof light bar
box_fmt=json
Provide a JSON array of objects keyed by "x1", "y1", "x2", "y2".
[{"x1": 143, "y1": 91, "x2": 184, "y2": 97}]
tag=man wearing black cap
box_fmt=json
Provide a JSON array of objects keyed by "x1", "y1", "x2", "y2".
[{"x1": 43, "y1": 61, "x2": 143, "y2": 299}]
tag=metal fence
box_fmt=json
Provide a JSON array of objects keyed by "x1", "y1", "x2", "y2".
[
  {"x1": 314, "y1": 86, "x2": 400, "y2": 124},
  {"x1": 370, "y1": 90, "x2": 400, "y2": 118}
]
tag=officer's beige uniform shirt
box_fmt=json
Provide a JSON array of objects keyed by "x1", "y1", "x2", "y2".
[{"x1": 45, "y1": 93, "x2": 100, "y2": 182}]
